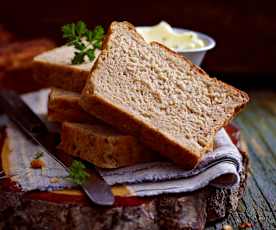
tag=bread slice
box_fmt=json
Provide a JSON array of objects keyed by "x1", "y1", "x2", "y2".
[
  {"x1": 80, "y1": 21, "x2": 249, "y2": 169},
  {"x1": 58, "y1": 122, "x2": 156, "y2": 168},
  {"x1": 33, "y1": 45, "x2": 100, "y2": 92},
  {"x1": 48, "y1": 88, "x2": 98, "y2": 124},
  {"x1": 49, "y1": 88, "x2": 156, "y2": 168}
]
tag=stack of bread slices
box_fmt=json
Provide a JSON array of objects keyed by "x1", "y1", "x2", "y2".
[{"x1": 33, "y1": 21, "x2": 249, "y2": 170}]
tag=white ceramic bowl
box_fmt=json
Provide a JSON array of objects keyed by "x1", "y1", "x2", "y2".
[
  {"x1": 136, "y1": 27, "x2": 216, "y2": 66},
  {"x1": 174, "y1": 28, "x2": 216, "y2": 66}
]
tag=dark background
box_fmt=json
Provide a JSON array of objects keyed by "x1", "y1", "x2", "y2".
[{"x1": 1, "y1": 0, "x2": 276, "y2": 86}]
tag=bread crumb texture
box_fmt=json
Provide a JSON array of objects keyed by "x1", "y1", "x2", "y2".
[{"x1": 89, "y1": 22, "x2": 249, "y2": 158}]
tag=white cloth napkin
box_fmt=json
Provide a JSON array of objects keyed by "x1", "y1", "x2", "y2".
[
  {"x1": 99, "y1": 128, "x2": 242, "y2": 196},
  {"x1": 1, "y1": 89, "x2": 243, "y2": 196}
]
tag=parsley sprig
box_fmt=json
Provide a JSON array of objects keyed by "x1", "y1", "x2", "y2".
[
  {"x1": 62, "y1": 21, "x2": 105, "y2": 64},
  {"x1": 67, "y1": 160, "x2": 90, "y2": 185}
]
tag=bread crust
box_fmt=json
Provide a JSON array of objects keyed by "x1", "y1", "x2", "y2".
[
  {"x1": 47, "y1": 108, "x2": 94, "y2": 124},
  {"x1": 81, "y1": 85, "x2": 199, "y2": 169},
  {"x1": 150, "y1": 41, "x2": 249, "y2": 104},
  {"x1": 58, "y1": 122, "x2": 156, "y2": 168},
  {"x1": 47, "y1": 88, "x2": 97, "y2": 123},
  {"x1": 80, "y1": 21, "x2": 249, "y2": 169},
  {"x1": 33, "y1": 61, "x2": 88, "y2": 92}
]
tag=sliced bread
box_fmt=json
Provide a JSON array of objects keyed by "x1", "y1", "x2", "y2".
[
  {"x1": 58, "y1": 122, "x2": 156, "y2": 168},
  {"x1": 33, "y1": 46, "x2": 100, "y2": 92},
  {"x1": 80, "y1": 21, "x2": 249, "y2": 169},
  {"x1": 48, "y1": 88, "x2": 98, "y2": 124}
]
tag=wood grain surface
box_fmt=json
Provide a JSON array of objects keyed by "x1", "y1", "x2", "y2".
[
  {"x1": 0, "y1": 121, "x2": 248, "y2": 230},
  {"x1": 206, "y1": 90, "x2": 276, "y2": 230},
  {"x1": 0, "y1": 90, "x2": 248, "y2": 230},
  {"x1": 0, "y1": 90, "x2": 276, "y2": 229}
]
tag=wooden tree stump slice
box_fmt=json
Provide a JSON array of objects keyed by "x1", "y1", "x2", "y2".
[
  {"x1": 0, "y1": 89, "x2": 248, "y2": 230},
  {"x1": 0, "y1": 123, "x2": 249, "y2": 230}
]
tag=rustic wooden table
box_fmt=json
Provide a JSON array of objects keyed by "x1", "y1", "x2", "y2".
[
  {"x1": 0, "y1": 89, "x2": 275, "y2": 229},
  {"x1": 207, "y1": 90, "x2": 276, "y2": 229}
]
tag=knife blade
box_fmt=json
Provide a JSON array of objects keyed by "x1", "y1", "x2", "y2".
[{"x1": 0, "y1": 90, "x2": 115, "y2": 206}]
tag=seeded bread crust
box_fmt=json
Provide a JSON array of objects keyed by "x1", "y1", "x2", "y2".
[
  {"x1": 49, "y1": 88, "x2": 156, "y2": 168},
  {"x1": 58, "y1": 122, "x2": 156, "y2": 168},
  {"x1": 33, "y1": 61, "x2": 88, "y2": 92},
  {"x1": 81, "y1": 83, "x2": 201, "y2": 168},
  {"x1": 80, "y1": 21, "x2": 249, "y2": 169},
  {"x1": 33, "y1": 46, "x2": 100, "y2": 92},
  {"x1": 47, "y1": 88, "x2": 99, "y2": 123}
]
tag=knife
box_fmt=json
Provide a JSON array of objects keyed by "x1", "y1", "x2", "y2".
[{"x1": 0, "y1": 90, "x2": 115, "y2": 206}]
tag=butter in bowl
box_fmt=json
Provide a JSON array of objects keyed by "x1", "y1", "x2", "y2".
[{"x1": 136, "y1": 21, "x2": 216, "y2": 66}]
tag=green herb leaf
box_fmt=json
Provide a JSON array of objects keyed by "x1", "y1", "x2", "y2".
[
  {"x1": 86, "y1": 48, "x2": 96, "y2": 61},
  {"x1": 62, "y1": 23, "x2": 76, "y2": 40},
  {"x1": 62, "y1": 21, "x2": 105, "y2": 64},
  {"x1": 67, "y1": 160, "x2": 90, "y2": 185},
  {"x1": 85, "y1": 30, "x2": 94, "y2": 42},
  {"x1": 93, "y1": 25, "x2": 105, "y2": 41},
  {"x1": 72, "y1": 40, "x2": 86, "y2": 51},
  {"x1": 75, "y1": 21, "x2": 87, "y2": 37},
  {"x1": 93, "y1": 40, "x2": 102, "y2": 49},
  {"x1": 72, "y1": 51, "x2": 85, "y2": 65},
  {"x1": 34, "y1": 151, "x2": 44, "y2": 160}
]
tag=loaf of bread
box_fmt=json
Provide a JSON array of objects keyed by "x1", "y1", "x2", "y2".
[
  {"x1": 80, "y1": 21, "x2": 249, "y2": 169},
  {"x1": 48, "y1": 88, "x2": 98, "y2": 124},
  {"x1": 49, "y1": 88, "x2": 156, "y2": 168},
  {"x1": 33, "y1": 46, "x2": 100, "y2": 92},
  {"x1": 58, "y1": 122, "x2": 156, "y2": 168}
]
